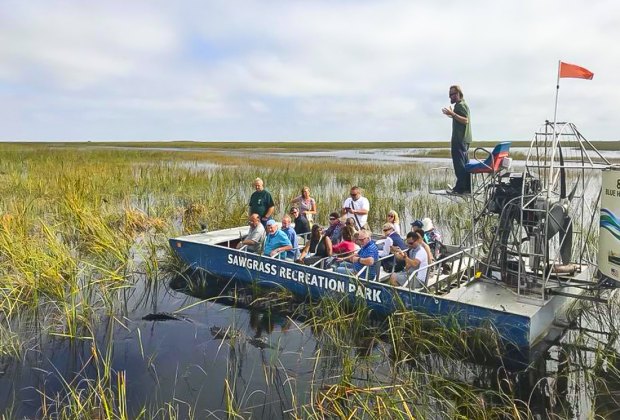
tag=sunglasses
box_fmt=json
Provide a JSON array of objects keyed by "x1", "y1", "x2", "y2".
[
  {"x1": 329, "y1": 217, "x2": 337, "y2": 221},
  {"x1": 407, "y1": 241, "x2": 415, "y2": 245}
]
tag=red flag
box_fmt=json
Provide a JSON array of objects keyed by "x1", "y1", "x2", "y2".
[{"x1": 559, "y1": 61, "x2": 594, "y2": 80}]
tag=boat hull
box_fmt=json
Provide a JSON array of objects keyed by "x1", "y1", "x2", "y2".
[{"x1": 170, "y1": 235, "x2": 534, "y2": 351}]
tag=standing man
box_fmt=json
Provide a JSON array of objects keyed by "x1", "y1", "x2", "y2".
[
  {"x1": 442, "y1": 85, "x2": 472, "y2": 194},
  {"x1": 341, "y1": 186, "x2": 370, "y2": 230},
  {"x1": 249, "y1": 177, "x2": 275, "y2": 227}
]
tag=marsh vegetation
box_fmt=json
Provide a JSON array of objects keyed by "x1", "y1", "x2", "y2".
[{"x1": 0, "y1": 142, "x2": 618, "y2": 418}]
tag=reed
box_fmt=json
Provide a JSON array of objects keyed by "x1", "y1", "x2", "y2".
[{"x1": 0, "y1": 141, "x2": 609, "y2": 418}]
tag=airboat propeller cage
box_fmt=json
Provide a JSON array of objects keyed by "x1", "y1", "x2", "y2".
[{"x1": 599, "y1": 167, "x2": 620, "y2": 283}]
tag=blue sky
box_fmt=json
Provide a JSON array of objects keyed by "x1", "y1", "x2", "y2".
[{"x1": 1, "y1": 0, "x2": 618, "y2": 141}]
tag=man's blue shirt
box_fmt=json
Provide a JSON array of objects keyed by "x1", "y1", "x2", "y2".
[
  {"x1": 263, "y1": 230, "x2": 293, "y2": 259},
  {"x1": 355, "y1": 240, "x2": 379, "y2": 279}
]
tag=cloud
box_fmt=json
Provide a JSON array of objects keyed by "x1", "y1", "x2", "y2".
[{"x1": 0, "y1": 0, "x2": 618, "y2": 141}]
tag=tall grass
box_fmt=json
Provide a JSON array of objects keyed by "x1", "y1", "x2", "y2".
[{"x1": 0, "y1": 142, "x2": 613, "y2": 418}]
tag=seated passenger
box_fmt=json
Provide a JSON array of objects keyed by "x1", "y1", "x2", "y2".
[
  {"x1": 332, "y1": 226, "x2": 356, "y2": 257},
  {"x1": 379, "y1": 223, "x2": 407, "y2": 272},
  {"x1": 297, "y1": 224, "x2": 332, "y2": 266},
  {"x1": 263, "y1": 220, "x2": 293, "y2": 259},
  {"x1": 334, "y1": 230, "x2": 379, "y2": 279},
  {"x1": 281, "y1": 215, "x2": 299, "y2": 259},
  {"x1": 386, "y1": 210, "x2": 401, "y2": 235},
  {"x1": 236, "y1": 213, "x2": 265, "y2": 253},
  {"x1": 324, "y1": 212, "x2": 344, "y2": 244},
  {"x1": 290, "y1": 206, "x2": 311, "y2": 236},
  {"x1": 345, "y1": 217, "x2": 359, "y2": 234},
  {"x1": 389, "y1": 231, "x2": 428, "y2": 288},
  {"x1": 421, "y1": 218, "x2": 443, "y2": 260},
  {"x1": 412, "y1": 226, "x2": 434, "y2": 264}
]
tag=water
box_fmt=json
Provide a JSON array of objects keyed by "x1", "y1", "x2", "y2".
[{"x1": 2, "y1": 266, "x2": 618, "y2": 418}]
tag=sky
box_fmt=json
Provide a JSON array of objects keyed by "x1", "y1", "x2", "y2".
[{"x1": 1, "y1": 0, "x2": 618, "y2": 142}]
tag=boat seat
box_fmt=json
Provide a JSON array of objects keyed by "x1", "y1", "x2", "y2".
[{"x1": 465, "y1": 142, "x2": 511, "y2": 174}]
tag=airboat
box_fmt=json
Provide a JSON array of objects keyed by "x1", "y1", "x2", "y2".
[{"x1": 169, "y1": 121, "x2": 619, "y2": 355}]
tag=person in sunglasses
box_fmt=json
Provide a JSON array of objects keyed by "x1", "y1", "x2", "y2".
[
  {"x1": 324, "y1": 212, "x2": 344, "y2": 245},
  {"x1": 334, "y1": 230, "x2": 379, "y2": 279},
  {"x1": 389, "y1": 231, "x2": 428, "y2": 288}
]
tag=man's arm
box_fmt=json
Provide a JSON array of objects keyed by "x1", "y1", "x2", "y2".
[
  {"x1": 351, "y1": 198, "x2": 369, "y2": 215},
  {"x1": 270, "y1": 244, "x2": 292, "y2": 257},
  {"x1": 341, "y1": 198, "x2": 351, "y2": 216},
  {"x1": 357, "y1": 254, "x2": 375, "y2": 266},
  {"x1": 404, "y1": 254, "x2": 421, "y2": 270},
  {"x1": 264, "y1": 205, "x2": 274, "y2": 219},
  {"x1": 442, "y1": 105, "x2": 468, "y2": 124}
]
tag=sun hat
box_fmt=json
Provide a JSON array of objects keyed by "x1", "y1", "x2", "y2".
[{"x1": 422, "y1": 218, "x2": 434, "y2": 231}]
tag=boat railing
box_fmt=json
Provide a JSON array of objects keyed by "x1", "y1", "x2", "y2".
[
  {"x1": 357, "y1": 253, "x2": 395, "y2": 281},
  {"x1": 402, "y1": 246, "x2": 476, "y2": 294}
]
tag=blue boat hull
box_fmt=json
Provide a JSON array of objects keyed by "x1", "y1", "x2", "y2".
[{"x1": 169, "y1": 238, "x2": 531, "y2": 350}]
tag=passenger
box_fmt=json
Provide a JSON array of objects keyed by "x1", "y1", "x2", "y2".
[
  {"x1": 352, "y1": 231, "x2": 361, "y2": 251},
  {"x1": 345, "y1": 217, "x2": 359, "y2": 234},
  {"x1": 379, "y1": 223, "x2": 407, "y2": 272},
  {"x1": 422, "y1": 218, "x2": 443, "y2": 259},
  {"x1": 236, "y1": 213, "x2": 265, "y2": 253},
  {"x1": 291, "y1": 186, "x2": 317, "y2": 223},
  {"x1": 410, "y1": 219, "x2": 424, "y2": 230},
  {"x1": 332, "y1": 226, "x2": 356, "y2": 257},
  {"x1": 334, "y1": 230, "x2": 379, "y2": 280},
  {"x1": 389, "y1": 231, "x2": 428, "y2": 288},
  {"x1": 290, "y1": 206, "x2": 311, "y2": 236},
  {"x1": 298, "y1": 224, "x2": 332, "y2": 266},
  {"x1": 263, "y1": 220, "x2": 292, "y2": 259},
  {"x1": 249, "y1": 178, "x2": 275, "y2": 227},
  {"x1": 324, "y1": 212, "x2": 344, "y2": 244},
  {"x1": 341, "y1": 186, "x2": 370, "y2": 230},
  {"x1": 280, "y1": 215, "x2": 299, "y2": 259},
  {"x1": 412, "y1": 226, "x2": 435, "y2": 264},
  {"x1": 386, "y1": 210, "x2": 401, "y2": 235}
]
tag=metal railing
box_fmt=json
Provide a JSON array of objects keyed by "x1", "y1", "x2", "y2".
[{"x1": 402, "y1": 246, "x2": 477, "y2": 294}]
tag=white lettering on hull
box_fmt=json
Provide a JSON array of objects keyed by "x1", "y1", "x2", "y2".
[{"x1": 227, "y1": 253, "x2": 382, "y2": 303}]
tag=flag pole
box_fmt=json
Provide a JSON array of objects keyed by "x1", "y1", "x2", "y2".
[
  {"x1": 553, "y1": 60, "x2": 561, "y2": 127},
  {"x1": 548, "y1": 60, "x2": 561, "y2": 197}
]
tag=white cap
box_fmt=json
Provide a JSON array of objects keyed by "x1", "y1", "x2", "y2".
[{"x1": 422, "y1": 218, "x2": 434, "y2": 231}]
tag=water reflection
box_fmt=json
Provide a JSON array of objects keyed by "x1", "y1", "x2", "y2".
[{"x1": 0, "y1": 266, "x2": 618, "y2": 418}]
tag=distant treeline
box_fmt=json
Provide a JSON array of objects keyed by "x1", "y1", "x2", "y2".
[{"x1": 3, "y1": 140, "x2": 619, "y2": 152}]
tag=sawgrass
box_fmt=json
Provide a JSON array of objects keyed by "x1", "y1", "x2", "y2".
[{"x1": 1, "y1": 141, "x2": 613, "y2": 418}]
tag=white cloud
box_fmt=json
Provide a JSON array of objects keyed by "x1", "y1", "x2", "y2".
[{"x1": 0, "y1": 0, "x2": 618, "y2": 141}]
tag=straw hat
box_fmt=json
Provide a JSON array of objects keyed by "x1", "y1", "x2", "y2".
[{"x1": 422, "y1": 218, "x2": 434, "y2": 231}]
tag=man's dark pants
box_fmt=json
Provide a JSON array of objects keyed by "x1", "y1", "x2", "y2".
[{"x1": 451, "y1": 140, "x2": 471, "y2": 192}]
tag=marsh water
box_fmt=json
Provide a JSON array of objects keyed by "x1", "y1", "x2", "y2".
[
  {"x1": 1, "y1": 145, "x2": 619, "y2": 418},
  {"x1": 2, "y1": 268, "x2": 617, "y2": 418}
]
